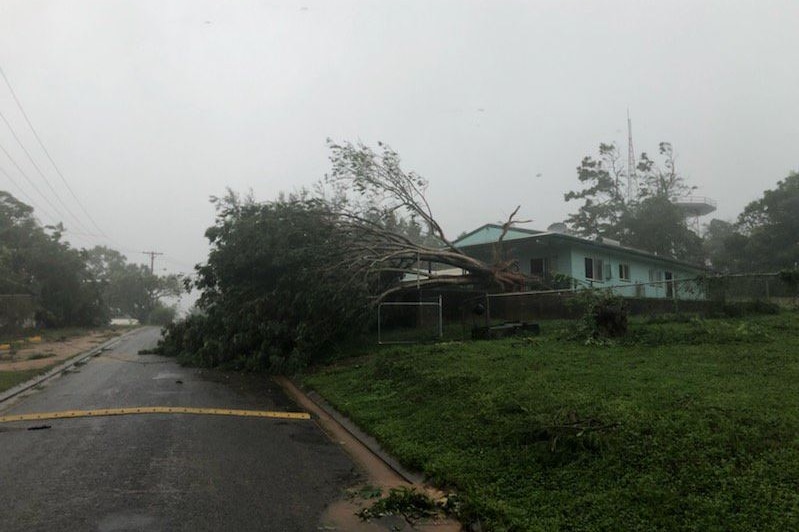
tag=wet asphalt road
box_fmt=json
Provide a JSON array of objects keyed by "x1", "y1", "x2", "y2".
[{"x1": 0, "y1": 327, "x2": 357, "y2": 531}]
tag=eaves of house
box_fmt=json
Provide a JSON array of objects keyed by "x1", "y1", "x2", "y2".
[{"x1": 454, "y1": 223, "x2": 706, "y2": 273}]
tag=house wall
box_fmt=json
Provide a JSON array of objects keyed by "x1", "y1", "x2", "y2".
[
  {"x1": 458, "y1": 236, "x2": 705, "y2": 300},
  {"x1": 503, "y1": 240, "x2": 572, "y2": 279},
  {"x1": 567, "y1": 244, "x2": 704, "y2": 300}
]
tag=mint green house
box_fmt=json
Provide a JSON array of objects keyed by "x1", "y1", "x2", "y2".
[{"x1": 454, "y1": 224, "x2": 706, "y2": 300}]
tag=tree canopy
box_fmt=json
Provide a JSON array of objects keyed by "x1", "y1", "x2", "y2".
[
  {"x1": 159, "y1": 191, "x2": 375, "y2": 371},
  {"x1": 156, "y1": 141, "x2": 799, "y2": 372},
  {"x1": 0, "y1": 190, "x2": 181, "y2": 329},
  {"x1": 0, "y1": 191, "x2": 104, "y2": 327},
  {"x1": 158, "y1": 141, "x2": 530, "y2": 371},
  {"x1": 564, "y1": 142, "x2": 702, "y2": 263},
  {"x1": 323, "y1": 140, "x2": 527, "y2": 296},
  {"x1": 706, "y1": 172, "x2": 799, "y2": 272},
  {"x1": 83, "y1": 246, "x2": 182, "y2": 323}
]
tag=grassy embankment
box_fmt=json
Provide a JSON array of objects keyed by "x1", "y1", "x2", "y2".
[
  {"x1": 0, "y1": 369, "x2": 41, "y2": 394},
  {"x1": 303, "y1": 313, "x2": 799, "y2": 531}
]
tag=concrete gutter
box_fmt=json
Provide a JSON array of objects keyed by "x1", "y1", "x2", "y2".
[
  {"x1": 277, "y1": 377, "x2": 463, "y2": 531},
  {"x1": 276, "y1": 376, "x2": 423, "y2": 485},
  {"x1": 0, "y1": 327, "x2": 144, "y2": 405}
]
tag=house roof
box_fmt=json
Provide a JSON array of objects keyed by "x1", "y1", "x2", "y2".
[
  {"x1": 453, "y1": 224, "x2": 543, "y2": 247},
  {"x1": 454, "y1": 224, "x2": 705, "y2": 271}
]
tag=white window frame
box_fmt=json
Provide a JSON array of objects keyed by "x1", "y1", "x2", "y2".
[
  {"x1": 618, "y1": 263, "x2": 630, "y2": 281},
  {"x1": 648, "y1": 269, "x2": 663, "y2": 286},
  {"x1": 585, "y1": 257, "x2": 607, "y2": 282}
]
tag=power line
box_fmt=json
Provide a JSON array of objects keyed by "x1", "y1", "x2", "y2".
[
  {"x1": 162, "y1": 254, "x2": 198, "y2": 271},
  {"x1": 1, "y1": 160, "x2": 132, "y2": 252},
  {"x1": 0, "y1": 70, "x2": 174, "y2": 262},
  {"x1": 0, "y1": 66, "x2": 109, "y2": 238},
  {"x1": 0, "y1": 161, "x2": 59, "y2": 223},
  {"x1": 59, "y1": 230, "x2": 109, "y2": 248},
  {"x1": 0, "y1": 137, "x2": 70, "y2": 223},
  {"x1": 0, "y1": 106, "x2": 94, "y2": 235},
  {"x1": 1, "y1": 160, "x2": 111, "y2": 247}
]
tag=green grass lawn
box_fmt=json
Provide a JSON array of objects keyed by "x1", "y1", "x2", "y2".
[
  {"x1": 0, "y1": 369, "x2": 42, "y2": 394},
  {"x1": 303, "y1": 312, "x2": 799, "y2": 531}
]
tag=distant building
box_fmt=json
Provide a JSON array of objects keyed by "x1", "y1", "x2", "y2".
[{"x1": 454, "y1": 224, "x2": 706, "y2": 299}]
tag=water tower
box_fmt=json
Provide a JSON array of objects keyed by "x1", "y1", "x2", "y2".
[
  {"x1": 673, "y1": 196, "x2": 717, "y2": 233},
  {"x1": 624, "y1": 112, "x2": 716, "y2": 232}
]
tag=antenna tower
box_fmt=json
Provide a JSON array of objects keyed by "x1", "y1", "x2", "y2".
[{"x1": 626, "y1": 110, "x2": 636, "y2": 202}]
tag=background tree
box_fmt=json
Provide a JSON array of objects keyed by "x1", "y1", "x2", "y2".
[
  {"x1": 618, "y1": 196, "x2": 704, "y2": 263},
  {"x1": 563, "y1": 143, "x2": 626, "y2": 239},
  {"x1": 0, "y1": 191, "x2": 105, "y2": 327},
  {"x1": 728, "y1": 172, "x2": 799, "y2": 272},
  {"x1": 635, "y1": 142, "x2": 695, "y2": 200},
  {"x1": 84, "y1": 246, "x2": 182, "y2": 323},
  {"x1": 565, "y1": 142, "x2": 702, "y2": 263},
  {"x1": 702, "y1": 219, "x2": 747, "y2": 272},
  {"x1": 0, "y1": 190, "x2": 181, "y2": 330}
]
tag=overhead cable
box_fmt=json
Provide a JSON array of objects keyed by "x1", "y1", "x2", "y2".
[
  {"x1": 0, "y1": 66, "x2": 109, "y2": 238},
  {"x1": 0, "y1": 106, "x2": 94, "y2": 235},
  {"x1": 0, "y1": 138, "x2": 69, "y2": 224},
  {"x1": 0, "y1": 161, "x2": 59, "y2": 223}
]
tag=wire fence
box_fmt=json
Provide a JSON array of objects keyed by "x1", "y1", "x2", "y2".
[
  {"x1": 377, "y1": 296, "x2": 443, "y2": 344},
  {"x1": 376, "y1": 273, "x2": 798, "y2": 343}
]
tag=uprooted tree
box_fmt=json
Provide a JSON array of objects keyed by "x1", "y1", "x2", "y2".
[
  {"x1": 157, "y1": 141, "x2": 529, "y2": 371},
  {"x1": 323, "y1": 140, "x2": 529, "y2": 298}
]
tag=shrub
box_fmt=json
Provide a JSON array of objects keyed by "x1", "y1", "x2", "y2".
[
  {"x1": 718, "y1": 300, "x2": 780, "y2": 317},
  {"x1": 570, "y1": 289, "x2": 628, "y2": 344},
  {"x1": 147, "y1": 305, "x2": 176, "y2": 326}
]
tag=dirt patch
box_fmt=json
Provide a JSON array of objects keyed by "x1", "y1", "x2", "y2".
[{"x1": 0, "y1": 330, "x2": 122, "y2": 372}]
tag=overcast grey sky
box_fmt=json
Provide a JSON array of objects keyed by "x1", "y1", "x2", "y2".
[{"x1": 0, "y1": 0, "x2": 797, "y2": 275}]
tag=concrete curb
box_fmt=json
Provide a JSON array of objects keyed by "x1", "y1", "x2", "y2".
[
  {"x1": 0, "y1": 327, "x2": 144, "y2": 405},
  {"x1": 280, "y1": 377, "x2": 424, "y2": 485}
]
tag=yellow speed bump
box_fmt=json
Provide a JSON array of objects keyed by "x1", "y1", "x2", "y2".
[{"x1": 0, "y1": 407, "x2": 311, "y2": 424}]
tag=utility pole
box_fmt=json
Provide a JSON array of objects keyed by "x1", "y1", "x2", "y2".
[{"x1": 141, "y1": 251, "x2": 164, "y2": 274}]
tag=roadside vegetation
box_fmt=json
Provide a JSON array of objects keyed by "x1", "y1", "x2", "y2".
[
  {"x1": 0, "y1": 190, "x2": 180, "y2": 334},
  {"x1": 0, "y1": 325, "x2": 130, "y2": 393},
  {"x1": 155, "y1": 143, "x2": 799, "y2": 374},
  {"x1": 303, "y1": 311, "x2": 799, "y2": 531},
  {"x1": 141, "y1": 142, "x2": 799, "y2": 529},
  {"x1": 0, "y1": 368, "x2": 40, "y2": 394},
  {"x1": 156, "y1": 142, "x2": 536, "y2": 371},
  {"x1": 0, "y1": 324, "x2": 126, "y2": 346}
]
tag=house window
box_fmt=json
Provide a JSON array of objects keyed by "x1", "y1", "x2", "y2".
[
  {"x1": 648, "y1": 269, "x2": 663, "y2": 286},
  {"x1": 618, "y1": 264, "x2": 630, "y2": 281},
  {"x1": 584, "y1": 258, "x2": 605, "y2": 281},
  {"x1": 584, "y1": 258, "x2": 594, "y2": 279},
  {"x1": 530, "y1": 258, "x2": 550, "y2": 278},
  {"x1": 665, "y1": 271, "x2": 674, "y2": 298}
]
